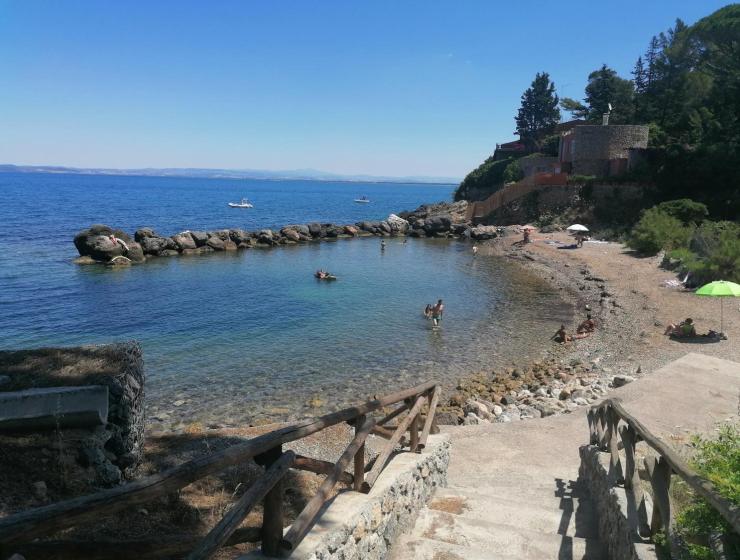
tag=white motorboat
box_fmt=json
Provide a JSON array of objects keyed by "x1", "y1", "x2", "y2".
[
  {"x1": 354, "y1": 196, "x2": 370, "y2": 203},
  {"x1": 228, "y1": 198, "x2": 253, "y2": 208}
]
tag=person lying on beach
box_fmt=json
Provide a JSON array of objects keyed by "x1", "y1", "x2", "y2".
[
  {"x1": 577, "y1": 314, "x2": 596, "y2": 334},
  {"x1": 664, "y1": 318, "x2": 696, "y2": 338},
  {"x1": 551, "y1": 325, "x2": 572, "y2": 343}
]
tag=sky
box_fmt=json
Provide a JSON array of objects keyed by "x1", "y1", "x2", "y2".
[{"x1": 0, "y1": 1, "x2": 731, "y2": 179}]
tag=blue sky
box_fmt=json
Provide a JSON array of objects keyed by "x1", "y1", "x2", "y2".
[{"x1": 0, "y1": 1, "x2": 730, "y2": 179}]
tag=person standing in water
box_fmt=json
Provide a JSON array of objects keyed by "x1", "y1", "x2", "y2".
[
  {"x1": 472, "y1": 244, "x2": 478, "y2": 256},
  {"x1": 381, "y1": 240, "x2": 386, "y2": 252},
  {"x1": 431, "y1": 299, "x2": 444, "y2": 328}
]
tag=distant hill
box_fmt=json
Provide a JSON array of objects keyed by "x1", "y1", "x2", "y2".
[{"x1": 0, "y1": 164, "x2": 459, "y2": 185}]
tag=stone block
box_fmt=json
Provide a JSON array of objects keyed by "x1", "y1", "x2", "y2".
[{"x1": 0, "y1": 385, "x2": 108, "y2": 432}]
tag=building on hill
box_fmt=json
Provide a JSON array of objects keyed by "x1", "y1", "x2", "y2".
[
  {"x1": 559, "y1": 124, "x2": 649, "y2": 176},
  {"x1": 492, "y1": 139, "x2": 527, "y2": 161}
]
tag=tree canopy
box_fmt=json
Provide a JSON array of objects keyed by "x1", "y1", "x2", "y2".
[
  {"x1": 561, "y1": 64, "x2": 634, "y2": 124},
  {"x1": 515, "y1": 72, "x2": 560, "y2": 151}
]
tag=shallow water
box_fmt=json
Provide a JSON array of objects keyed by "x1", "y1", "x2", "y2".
[{"x1": 0, "y1": 173, "x2": 572, "y2": 429}]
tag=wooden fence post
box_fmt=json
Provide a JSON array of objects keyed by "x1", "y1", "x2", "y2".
[
  {"x1": 353, "y1": 415, "x2": 366, "y2": 492},
  {"x1": 255, "y1": 446, "x2": 285, "y2": 557}
]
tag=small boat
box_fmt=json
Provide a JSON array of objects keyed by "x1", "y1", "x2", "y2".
[
  {"x1": 228, "y1": 198, "x2": 253, "y2": 208},
  {"x1": 354, "y1": 196, "x2": 370, "y2": 203}
]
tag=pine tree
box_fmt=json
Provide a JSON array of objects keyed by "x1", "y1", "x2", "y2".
[
  {"x1": 515, "y1": 72, "x2": 560, "y2": 152},
  {"x1": 632, "y1": 56, "x2": 647, "y2": 94}
]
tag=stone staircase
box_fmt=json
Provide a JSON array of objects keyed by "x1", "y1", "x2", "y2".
[
  {"x1": 391, "y1": 415, "x2": 607, "y2": 559},
  {"x1": 391, "y1": 353, "x2": 740, "y2": 560}
]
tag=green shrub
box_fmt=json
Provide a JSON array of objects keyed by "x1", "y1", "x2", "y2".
[
  {"x1": 455, "y1": 156, "x2": 516, "y2": 201},
  {"x1": 674, "y1": 424, "x2": 740, "y2": 558},
  {"x1": 656, "y1": 199, "x2": 709, "y2": 225},
  {"x1": 627, "y1": 208, "x2": 694, "y2": 255},
  {"x1": 502, "y1": 160, "x2": 524, "y2": 184}
]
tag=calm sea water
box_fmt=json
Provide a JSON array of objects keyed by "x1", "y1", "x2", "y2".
[{"x1": 0, "y1": 172, "x2": 572, "y2": 429}]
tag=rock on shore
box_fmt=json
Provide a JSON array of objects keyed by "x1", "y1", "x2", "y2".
[
  {"x1": 73, "y1": 201, "x2": 485, "y2": 265},
  {"x1": 437, "y1": 357, "x2": 633, "y2": 426}
]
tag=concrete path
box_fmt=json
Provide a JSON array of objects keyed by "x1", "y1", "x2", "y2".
[{"x1": 392, "y1": 352, "x2": 740, "y2": 559}]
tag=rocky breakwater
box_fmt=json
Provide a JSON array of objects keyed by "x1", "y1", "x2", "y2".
[
  {"x1": 72, "y1": 201, "x2": 497, "y2": 266},
  {"x1": 436, "y1": 357, "x2": 636, "y2": 426}
]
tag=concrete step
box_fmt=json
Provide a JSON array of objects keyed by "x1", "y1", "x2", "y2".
[
  {"x1": 442, "y1": 480, "x2": 590, "y2": 506},
  {"x1": 391, "y1": 535, "x2": 524, "y2": 560},
  {"x1": 413, "y1": 509, "x2": 606, "y2": 559},
  {"x1": 429, "y1": 487, "x2": 599, "y2": 538}
]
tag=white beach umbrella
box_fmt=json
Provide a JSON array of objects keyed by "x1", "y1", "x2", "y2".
[{"x1": 567, "y1": 224, "x2": 589, "y2": 232}]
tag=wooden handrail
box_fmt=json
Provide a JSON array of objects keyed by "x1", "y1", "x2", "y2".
[
  {"x1": 187, "y1": 451, "x2": 296, "y2": 560},
  {"x1": 588, "y1": 399, "x2": 740, "y2": 535},
  {"x1": 0, "y1": 380, "x2": 439, "y2": 556}
]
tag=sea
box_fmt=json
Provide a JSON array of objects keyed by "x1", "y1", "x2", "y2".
[{"x1": 0, "y1": 172, "x2": 572, "y2": 430}]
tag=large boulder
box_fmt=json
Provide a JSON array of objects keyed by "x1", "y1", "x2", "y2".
[
  {"x1": 229, "y1": 229, "x2": 251, "y2": 244},
  {"x1": 469, "y1": 225, "x2": 498, "y2": 240},
  {"x1": 190, "y1": 231, "x2": 208, "y2": 247},
  {"x1": 386, "y1": 214, "x2": 409, "y2": 234},
  {"x1": 307, "y1": 223, "x2": 322, "y2": 237},
  {"x1": 283, "y1": 224, "x2": 310, "y2": 237},
  {"x1": 140, "y1": 236, "x2": 168, "y2": 255},
  {"x1": 74, "y1": 225, "x2": 132, "y2": 261},
  {"x1": 423, "y1": 214, "x2": 452, "y2": 233},
  {"x1": 206, "y1": 236, "x2": 225, "y2": 251},
  {"x1": 282, "y1": 229, "x2": 301, "y2": 242},
  {"x1": 134, "y1": 228, "x2": 158, "y2": 243},
  {"x1": 172, "y1": 232, "x2": 196, "y2": 251},
  {"x1": 125, "y1": 242, "x2": 145, "y2": 263},
  {"x1": 344, "y1": 225, "x2": 359, "y2": 236}
]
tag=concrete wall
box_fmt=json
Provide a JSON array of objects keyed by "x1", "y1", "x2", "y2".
[
  {"x1": 579, "y1": 445, "x2": 658, "y2": 560},
  {"x1": 572, "y1": 125, "x2": 649, "y2": 176},
  {"x1": 269, "y1": 434, "x2": 451, "y2": 560}
]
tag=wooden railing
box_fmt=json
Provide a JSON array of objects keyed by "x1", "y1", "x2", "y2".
[
  {"x1": 0, "y1": 381, "x2": 441, "y2": 560},
  {"x1": 587, "y1": 399, "x2": 739, "y2": 557}
]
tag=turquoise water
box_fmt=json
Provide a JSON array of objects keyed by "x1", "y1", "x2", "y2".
[{"x1": 0, "y1": 173, "x2": 572, "y2": 429}]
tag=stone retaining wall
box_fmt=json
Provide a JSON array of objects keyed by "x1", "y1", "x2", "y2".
[
  {"x1": 579, "y1": 445, "x2": 658, "y2": 560},
  {"x1": 263, "y1": 434, "x2": 451, "y2": 560},
  {"x1": 0, "y1": 342, "x2": 146, "y2": 483}
]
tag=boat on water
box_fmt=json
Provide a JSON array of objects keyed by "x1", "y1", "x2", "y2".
[
  {"x1": 228, "y1": 198, "x2": 253, "y2": 208},
  {"x1": 354, "y1": 196, "x2": 370, "y2": 203}
]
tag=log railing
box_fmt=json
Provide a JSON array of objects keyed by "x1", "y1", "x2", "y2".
[
  {"x1": 0, "y1": 381, "x2": 441, "y2": 560},
  {"x1": 587, "y1": 399, "x2": 739, "y2": 557}
]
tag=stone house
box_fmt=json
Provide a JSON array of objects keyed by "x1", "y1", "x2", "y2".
[{"x1": 558, "y1": 124, "x2": 649, "y2": 177}]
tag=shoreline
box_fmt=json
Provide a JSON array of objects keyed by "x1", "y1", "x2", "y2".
[{"x1": 437, "y1": 228, "x2": 740, "y2": 425}]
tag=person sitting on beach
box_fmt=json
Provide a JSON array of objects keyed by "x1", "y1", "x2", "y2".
[
  {"x1": 577, "y1": 314, "x2": 596, "y2": 335},
  {"x1": 431, "y1": 299, "x2": 444, "y2": 327},
  {"x1": 664, "y1": 318, "x2": 696, "y2": 338},
  {"x1": 552, "y1": 324, "x2": 571, "y2": 343},
  {"x1": 424, "y1": 304, "x2": 433, "y2": 319}
]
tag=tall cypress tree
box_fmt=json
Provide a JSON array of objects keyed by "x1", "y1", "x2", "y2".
[{"x1": 515, "y1": 72, "x2": 560, "y2": 152}]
